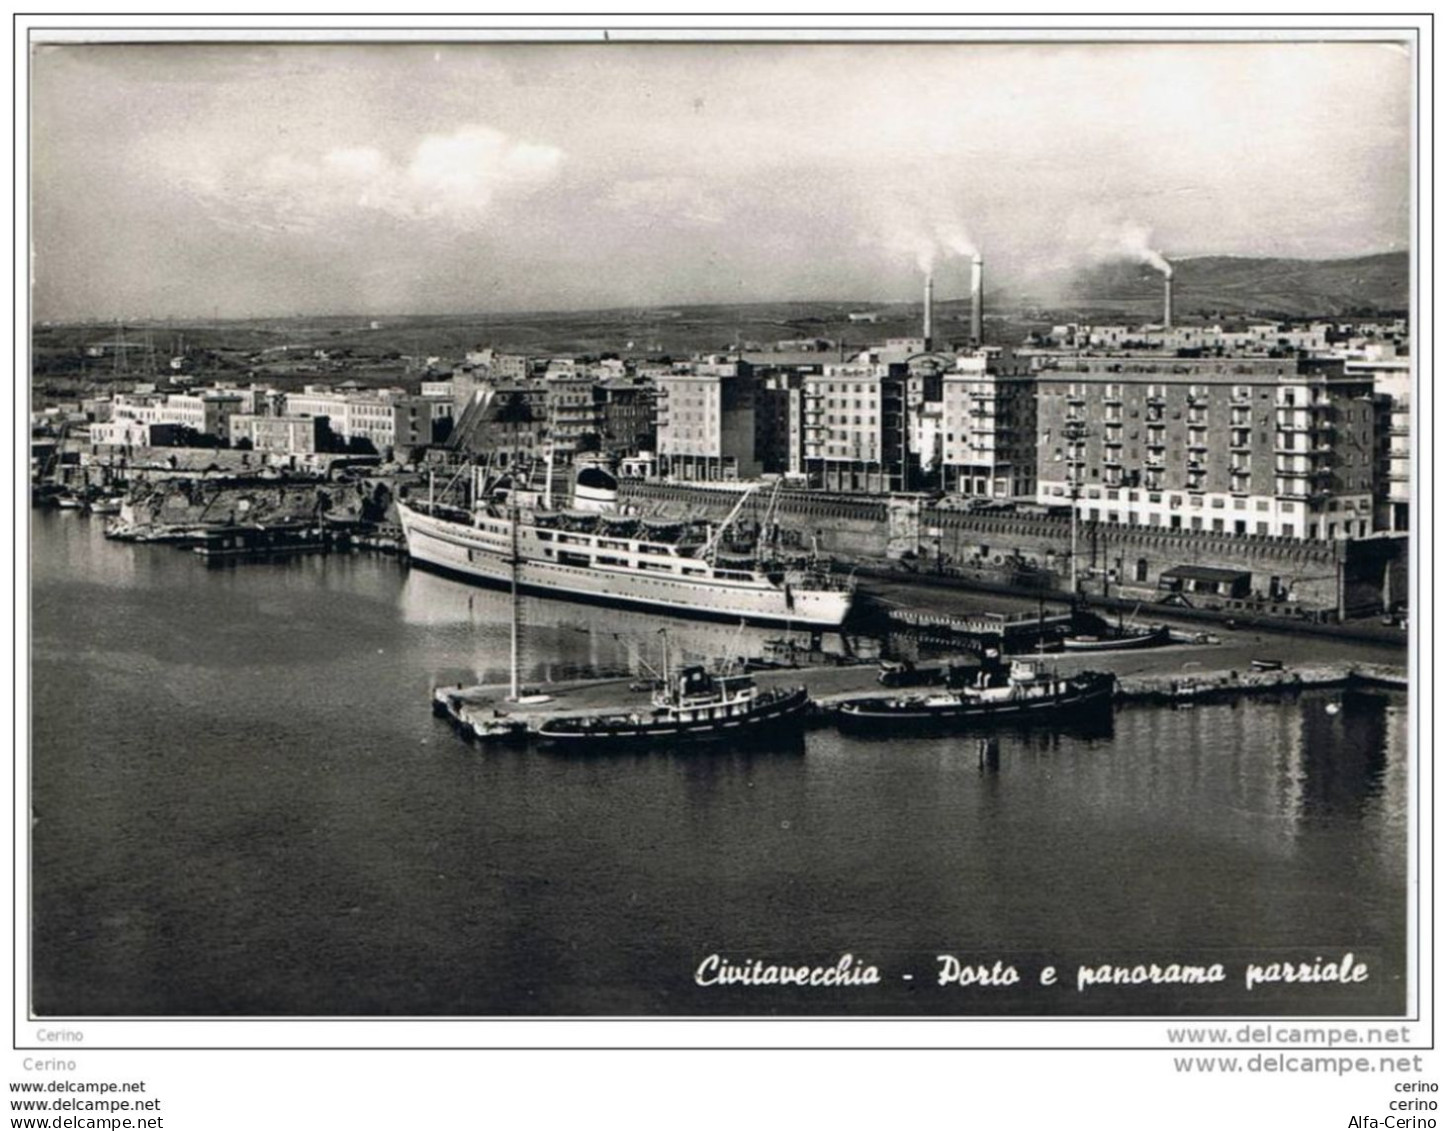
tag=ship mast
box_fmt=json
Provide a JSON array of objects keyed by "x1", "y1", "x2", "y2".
[
  {"x1": 699, "y1": 484, "x2": 759, "y2": 564},
  {"x1": 508, "y1": 504, "x2": 520, "y2": 701}
]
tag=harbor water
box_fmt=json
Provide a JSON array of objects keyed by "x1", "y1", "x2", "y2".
[{"x1": 30, "y1": 510, "x2": 1409, "y2": 1016}]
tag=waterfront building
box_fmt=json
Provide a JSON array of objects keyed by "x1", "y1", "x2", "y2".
[
  {"x1": 596, "y1": 379, "x2": 655, "y2": 458},
  {"x1": 446, "y1": 383, "x2": 548, "y2": 467},
  {"x1": 284, "y1": 386, "x2": 407, "y2": 456},
  {"x1": 88, "y1": 390, "x2": 244, "y2": 446},
  {"x1": 230, "y1": 413, "x2": 328, "y2": 458},
  {"x1": 391, "y1": 395, "x2": 453, "y2": 459},
  {"x1": 161, "y1": 391, "x2": 246, "y2": 443},
  {"x1": 940, "y1": 350, "x2": 1037, "y2": 499},
  {"x1": 1032, "y1": 355, "x2": 1377, "y2": 540},
  {"x1": 655, "y1": 358, "x2": 762, "y2": 481},
  {"x1": 1343, "y1": 351, "x2": 1412, "y2": 533},
  {"x1": 756, "y1": 369, "x2": 804, "y2": 478},
  {"x1": 545, "y1": 373, "x2": 603, "y2": 458},
  {"x1": 800, "y1": 361, "x2": 907, "y2": 493}
]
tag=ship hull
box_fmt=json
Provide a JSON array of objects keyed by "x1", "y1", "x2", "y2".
[
  {"x1": 398, "y1": 503, "x2": 852, "y2": 629},
  {"x1": 1062, "y1": 627, "x2": 1170, "y2": 652},
  {"x1": 836, "y1": 675, "x2": 1115, "y2": 734}
]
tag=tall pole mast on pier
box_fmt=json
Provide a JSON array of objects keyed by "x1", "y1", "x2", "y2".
[
  {"x1": 509, "y1": 505, "x2": 520, "y2": 702},
  {"x1": 1063, "y1": 418, "x2": 1086, "y2": 599}
]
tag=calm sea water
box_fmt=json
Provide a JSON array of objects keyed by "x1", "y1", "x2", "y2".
[{"x1": 30, "y1": 511, "x2": 1409, "y2": 1016}]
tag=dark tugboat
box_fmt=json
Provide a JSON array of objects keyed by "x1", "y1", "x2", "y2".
[
  {"x1": 835, "y1": 657, "x2": 1115, "y2": 734},
  {"x1": 534, "y1": 665, "x2": 811, "y2": 748}
]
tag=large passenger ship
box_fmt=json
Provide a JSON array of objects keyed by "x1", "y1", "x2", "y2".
[{"x1": 396, "y1": 464, "x2": 855, "y2": 628}]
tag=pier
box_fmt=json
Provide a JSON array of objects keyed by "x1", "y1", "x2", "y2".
[{"x1": 433, "y1": 636, "x2": 1406, "y2": 742}]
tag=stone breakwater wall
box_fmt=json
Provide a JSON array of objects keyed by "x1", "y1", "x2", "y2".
[
  {"x1": 119, "y1": 477, "x2": 377, "y2": 532},
  {"x1": 618, "y1": 481, "x2": 1407, "y2": 618}
]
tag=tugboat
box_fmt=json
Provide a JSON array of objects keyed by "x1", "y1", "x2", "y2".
[
  {"x1": 534, "y1": 664, "x2": 811, "y2": 748},
  {"x1": 835, "y1": 657, "x2": 1115, "y2": 734}
]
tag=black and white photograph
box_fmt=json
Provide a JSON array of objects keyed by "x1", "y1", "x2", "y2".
[{"x1": 23, "y1": 20, "x2": 1420, "y2": 1043}]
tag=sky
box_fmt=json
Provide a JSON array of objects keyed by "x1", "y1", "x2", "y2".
[{"x1": 30, "y1": 38, "x2": 1413, "y2": 321}]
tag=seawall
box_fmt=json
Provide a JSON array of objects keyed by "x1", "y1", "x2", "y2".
[{"x1": 618, "y1": 481, "x2": 1408, "y2": 620}]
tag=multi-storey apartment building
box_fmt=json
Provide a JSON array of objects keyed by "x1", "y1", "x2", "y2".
[
  {"x1": 89, "y1": 390, "x2": 245, "y2": 446},
  {"x1": 940, "y1": 350, "x2": 1037, "y2": 498},
  {"x1": 800, "y1": 361, "x2": 907, "y2": 493},
  {"x1": 1345, "y1": 352, "x2": 1412, "y2": 533},
  {"x1": 285, "y1": 387, "x2": 403, "y2": 455},
  {"x1": 230, "y1": 414, "x2": 328, "y2": 457},
  {"x1": 655, "y1": 359, "x2": 761, "y2": 480},
  {"x1": 596, "y1": 379, "x2": 656, "y2": 457},
  {"x1": 1033, "y1": 356, "x2": 1376, "y2": 540},
  {"x1": 544, "y1": 374, "x2": 603, "y2": 458},
  {"x1": 391, "y1": 395, "x2": 453, "y2": 457},
  {"x1": 445, "y1": 383, "x2": 549, "y2": 467}
]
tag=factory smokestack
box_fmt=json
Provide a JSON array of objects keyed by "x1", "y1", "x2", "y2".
[
  {"x1": 923, "y1": 274, "x2": 934, "y2": 349},
  {"x1": 970, "y1": 253, "x2": 984, "y2": 344},
  {"x1": 1162, "y1": 261, "x2": 1174, "y2": 329}
]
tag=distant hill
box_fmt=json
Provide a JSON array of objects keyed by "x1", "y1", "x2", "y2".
[
  {"x1": 32, "y1": 252, "x2": 1410, "y2": 387},
  {"x1": 1062, "y1": 252, "x2": 1408, "y2": 320}
]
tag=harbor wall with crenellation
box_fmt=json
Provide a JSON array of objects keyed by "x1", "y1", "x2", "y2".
[{"x1": 618, "y1": 481, "x2": 1408, "y2": 618}]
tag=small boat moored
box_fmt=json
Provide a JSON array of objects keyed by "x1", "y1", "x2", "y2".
[
  {"x1": 1063, "y1": 624, "x2": 1171, "y2": 652},
  {"x1": 836, "y1": 658, "x2": 1115, "y2": 733}
]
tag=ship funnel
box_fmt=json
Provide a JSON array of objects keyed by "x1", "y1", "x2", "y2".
[{"x1": 572, "y1": 463, "x2": 619, "y2": 513}]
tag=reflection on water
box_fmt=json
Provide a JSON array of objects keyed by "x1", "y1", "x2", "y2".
[
  {"x1": 29, "y1": 511, "x2": 1409, "y2": 1016},
  {"x1": 397, "y1": 561, "x2": 865, "y2": 685}
]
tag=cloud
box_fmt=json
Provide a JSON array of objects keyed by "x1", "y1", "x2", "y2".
[
  {"x1": 605, "y1": 176, "x2": 727, "y2": 226},
  {"x1": 183, "y1": 123, "x2": 563, "y2": 233}
]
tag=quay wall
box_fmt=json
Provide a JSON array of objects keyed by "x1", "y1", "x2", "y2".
[{"x1": 619, "y1": 481, "x2": 1408, "y2": 618}]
